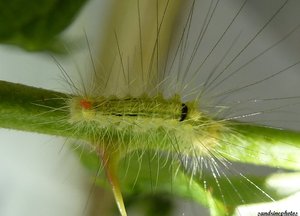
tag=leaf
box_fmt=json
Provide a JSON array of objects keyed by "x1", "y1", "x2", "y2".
[
  {"x1": 220, "y1": 124, "x2": 300, "y2": 171},
  {"x1": 78, "y1": 148, "x2": 299, "y2": 215},
  {"x1": 0, "y1": 0, "x2": 88, "y2": 52},
  {"x1": 79, "y1": 149, "x2": 227, "y2": 215}
]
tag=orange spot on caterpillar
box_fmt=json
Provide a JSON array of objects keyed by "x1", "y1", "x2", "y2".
[{"x1": 80, "y1": 99, "x2": 92, "y2": 110}]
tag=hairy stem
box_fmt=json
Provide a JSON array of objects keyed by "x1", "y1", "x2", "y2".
[
  {"x1": 1, "y1": 80, "x2": 300, "y2": 171},
  {"x1": 0, "y1": 80, "x2": 72, "y2": 137}
]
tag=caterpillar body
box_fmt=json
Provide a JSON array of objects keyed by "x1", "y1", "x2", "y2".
[{"x1": 69, "y1": 95, "x2": 225, "y2": 156}]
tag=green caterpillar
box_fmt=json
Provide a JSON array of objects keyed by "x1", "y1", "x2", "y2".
[
  {"x1": 69, "y1": 95, "x2": 225, "y2": 155},
  {"x1": 58, "y1": 0, "x2": 300, "y2": 215}
]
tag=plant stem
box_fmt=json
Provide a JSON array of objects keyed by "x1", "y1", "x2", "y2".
[
  {"x1": 1, "y1": 80, "x2": 300, "y2": 171},
  {"x1": 0, "y1": 80, "x2": 72, "y2": 137}
]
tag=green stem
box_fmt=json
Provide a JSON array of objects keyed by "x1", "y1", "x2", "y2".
[
  {"x1": 1, "y1": 80, "x2": 300, "y2": 171},
  {"x1": 0, "y1": 80, "x2": 72, "y2": 137}
]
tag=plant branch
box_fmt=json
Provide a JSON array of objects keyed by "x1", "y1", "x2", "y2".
[
  {"x1": 0, "y1": 80, "x2": 73, "y2": 137},
  {"x1": 1, "y1": 80, "x2": 300, "y2": 171}
]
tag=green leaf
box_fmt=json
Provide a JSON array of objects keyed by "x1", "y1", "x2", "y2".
[
  {"x1": 220, "y1": 124, "x2": 300, "y2": 170},
  {"x1": 79, "y1": 149, "x2": 228, "y2": 215},
  {"x1": 0, "y1": 0, "x2": 88, "y2": 52},
  {"x1": 78, "y1": 148, "x2": 300, "y2": 215}
]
